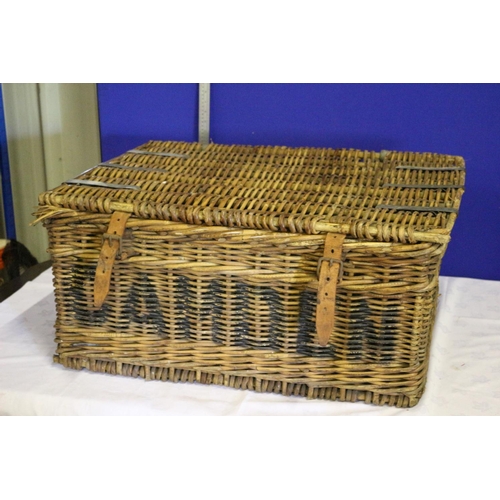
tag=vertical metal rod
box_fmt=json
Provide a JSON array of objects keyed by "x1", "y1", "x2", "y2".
[{"x1": 198, "y1": 83, "x2": 210, "y2": 146}]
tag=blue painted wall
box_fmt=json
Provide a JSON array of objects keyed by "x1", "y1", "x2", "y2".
[
  {"x1": 98, "y1": 83, "x2": 198, "y2": 159},
  {"x1": 97, "y1": 84, "x2": 500, "y2": 281},
  {"x1": 0, "y1": 85, "x2": 16, "y2": 239}
]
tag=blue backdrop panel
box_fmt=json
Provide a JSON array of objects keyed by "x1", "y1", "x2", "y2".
[
  {"x1": 97, "y1": 84, "x2": 500, "y2": 281},
  {"x1": 98, "y1": 83, "x2": 198, "y2": 161},
  {"x1": 0, "y1": 85, "x2": 16, "y2": 239}
]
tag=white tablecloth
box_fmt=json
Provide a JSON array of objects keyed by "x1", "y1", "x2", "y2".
[{"x1": 1, "y1": 269, "x2": 499, "y2": 415}]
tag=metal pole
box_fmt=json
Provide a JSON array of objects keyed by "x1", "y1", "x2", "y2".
[{"x1": 198, "y1": 83, "x2": 210, "y2": 146}]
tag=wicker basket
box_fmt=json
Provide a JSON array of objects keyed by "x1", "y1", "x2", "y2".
[{"x1": 35, "y1": 141, "x2": 465, "y2": 407}]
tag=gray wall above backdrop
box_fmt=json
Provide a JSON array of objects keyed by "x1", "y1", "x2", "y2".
[{"x1": 96, "y1": 83, "x2": 500, "y2": 281}]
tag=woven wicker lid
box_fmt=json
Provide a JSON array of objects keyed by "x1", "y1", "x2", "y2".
[{"x1": 37, "y1": 140, "x2": 465, "y2": 244}]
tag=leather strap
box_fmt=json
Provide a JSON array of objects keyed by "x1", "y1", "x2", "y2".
[
  {"x1": 316, "y1": 233, "x2": 345, "y2": 346},
  {"x1": 93, "y1": 211, "x2": 130, "y2": 308}
]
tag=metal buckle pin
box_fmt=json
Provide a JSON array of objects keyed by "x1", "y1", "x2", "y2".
[
  {"x1": 102, "y1": 233, "x2": 123, "y2": 257},
  {"x1": 317, "y1": 257, "x2": 344, "y2": 283}
]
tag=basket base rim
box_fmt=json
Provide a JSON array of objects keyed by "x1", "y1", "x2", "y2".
[{"x1": 54, "y1": 354, "x2": 422, "y2": 408}]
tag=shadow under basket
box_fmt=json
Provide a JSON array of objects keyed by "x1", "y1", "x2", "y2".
[{"x1": 35, "y1": 141, "x2": 465, "y2": 407}]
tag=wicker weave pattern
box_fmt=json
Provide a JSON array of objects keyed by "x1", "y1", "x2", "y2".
[
  {"x1": 37, "y1": 141, "x2": 465, "y2": 407},
  {"x1": 39, "y1": 141, "x2": 464, "y2": 243},
  {"x1": 45, "y1": 213, "x2": 442, "y2": 406}
]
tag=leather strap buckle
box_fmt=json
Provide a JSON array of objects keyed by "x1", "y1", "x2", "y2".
[
  {"x1": 93, "y1": 211, "x2": 131, "y2": 308},
  {"x1": 316, "y1": 257, "x2": 344, "y2": 283},
  {"x1": 102, "y1": 232, "x2": 123, "y2": 258},
  {"x1": 316, "y1": 233, "x2": 345, "y2": 347}
]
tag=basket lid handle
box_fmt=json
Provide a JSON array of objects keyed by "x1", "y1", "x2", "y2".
[{"x1": 316, "y1": 233, "x2": 345, "y2": 346}]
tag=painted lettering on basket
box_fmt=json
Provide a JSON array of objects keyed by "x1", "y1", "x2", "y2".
[
  {"x1": 210, "y1": 280, "x2": 250, "y2": 347},
  {"x1": 347, "y1": 299, "x2": 375, "y2": 361},
  {"x1": 210, "y1": 281, "x2": 280, "y2": 350},
  {"x1": 69, "y1": 265, "x2": 180, "y2": 335},
  {"x1": 68, "y1": 265, "x2": 398, "y2": 361},
  {"x1": 297, "y1": 292, "x2": 398, "y2": 362},
  {"x1": 70, "y1": 265, "x2": 111, "y2": 326},
  {"x1": 347, "y1": 299, "x2": 397, "y2": 362},
  {"x1": 121, "y1": 273, "x2": 167, "y2": 334}
]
